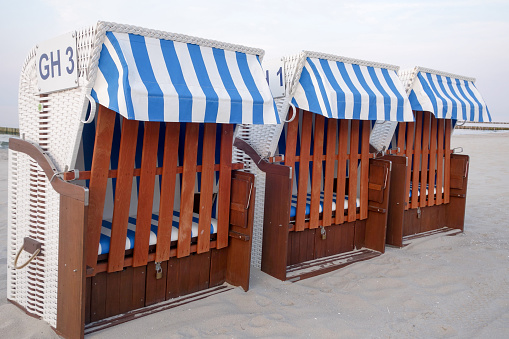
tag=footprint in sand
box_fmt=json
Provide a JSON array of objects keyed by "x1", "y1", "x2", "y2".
[
  {"x1": 249, "y1": 315, "x2": 271, "y2": 327},
  {"x1": 255, "y1": 295, "x2": 272, "y2": 307}
]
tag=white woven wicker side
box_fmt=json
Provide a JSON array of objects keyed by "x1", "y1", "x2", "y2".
[
  {"x1": 370, "y1": 121, "x2": 398, "y2": 152},
  {"x1": 6, "y1": 149, "x2": 18, "y2": 302}
]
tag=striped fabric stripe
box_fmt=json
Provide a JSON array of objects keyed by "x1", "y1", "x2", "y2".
[
  {"x1": 289, "y1": 192, "x2": 360, "y2": 218},
  {"x1": 91, "y1": 31, "x2": 279, "y2": 125},
  {"x1": 98, "y1": 210, "x2": 218, "y2": 255},
  {"x1": 291, "y1": 57, "x2": 414, "y2": 122},
  {"x1": 405, "y1": 70, "x2": 491, "y2": 122}
]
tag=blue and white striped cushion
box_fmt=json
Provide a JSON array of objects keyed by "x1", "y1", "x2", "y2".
[
  {"x1": 289, "y1": 192, "x2": 360, "y2": 218},
  {"x1": 98, "y1": 210, "x2": 218, "y2": 255}
]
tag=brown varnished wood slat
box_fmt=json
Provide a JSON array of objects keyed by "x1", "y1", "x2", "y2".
[
  {"x1": 216, "y1": 124, "x2": 233, "y2": 249},
  {"x1": 420, "y1": 112, "x2": 430, "y2": 208},
  {"x1": 322, "y1": 119, "x2": 337, "y2": 227},
  {"x1": 108, "y1": 118, "x2": 139, "y2": 273},
  {"x1": 284, "y1": 107, "x2": 299, "y2": 195},
  {"x1": 428, "y1": 116, "x2": 438, "y2": 207},
  {"x1": 105, "y1": 271, "x2": 121, "y2": 318},
  {"x1": 411, "y1": 112, "x2": 422, "y2": 209},
  {"x1": 133, "y1": 122, "x2": 160, "y2": 267},
  {"x1": 436, "y1": 118, "x2": 444, "y2": 205},
  {"x1": 335, "y1": 119, "x2": 348, "y2": 224},
  {"x1": 85, "y1": 106, "x2": 116, "y2": 270},
  {"x1": 57, "y1": 196, "x2": 87, "y2": 339},
  {"x1": 405, "y1": 121, "x2": 415, "y2": 210},
  {"x1": 310, "y1": 115, "x2": 325, "y2": 229},
  {"x1": 360, "y1": 120, "x2": 370, "y2": 220},
  {"x1": 348, "y1": 120, "x2": 359, "y2": 222},
  {"x1": 178, "y1": 123, "x2": 200, "y2": 258},
  {"x1": 444, "y1": 119, "x2": 451, "y2": 204},
  {"x1": 155, "y1": 123, "x2": 180, "y2": 262},
  {"x1": 397, "y1": 122, "x2": 406, "y2": 156},
  {"x1": 197, "y1": 123, "x2": 216, "y2": 253},
  {"x1": 295, "y1": 110, "x2": 313, "y2": 231}
]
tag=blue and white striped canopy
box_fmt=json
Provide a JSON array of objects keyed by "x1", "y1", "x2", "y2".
[
  {"x1": 91, "y1": 31, "x2": 279, "y2": 124},
  {"x1": 402, "y1": 67, "x2": 491, "y2": 122},
  {"x1": 290, "y1": 54, "x2": 414, "y2": 122}
]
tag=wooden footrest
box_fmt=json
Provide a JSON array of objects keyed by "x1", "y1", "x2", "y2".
[
  {"x1": 286, "y1": 248, "x2": 381, "y2": 282},
  {"x1": 84, "y1": 284, "x2": 233, "y2": 335},
  {"x1": 402, "y1": 227, "x2": 462, "y2": 245}
]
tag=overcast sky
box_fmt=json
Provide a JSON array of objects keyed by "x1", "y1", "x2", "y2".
[{"x1": 1, "y1": 0, "x2": 507, "y2": 127}]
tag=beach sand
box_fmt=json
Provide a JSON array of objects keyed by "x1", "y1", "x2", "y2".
[{"x1": 0, "y1": 131, "x2": 508, "y2": 338}]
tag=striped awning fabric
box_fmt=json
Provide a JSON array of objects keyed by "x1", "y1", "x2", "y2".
[
  {"x1": 288, "y1": 51, "x2": 414, "y2": 122},
  {"x1": 399, "y1": 67, "x2": 491, "y2": 122},
  {"x1": 91, "y1": 30, "x2": 279, "y2": 124}
]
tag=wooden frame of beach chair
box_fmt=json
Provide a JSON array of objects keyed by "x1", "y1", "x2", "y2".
[
  {"x1": 378, "y1": 67, "x2": 491, "y2": 247},
  {"x1": 7, "y1": 22, "x2": 279, "y2": 338},
  {"x1": 233, "y1": 51, "x2": 414, "y2": 281}
]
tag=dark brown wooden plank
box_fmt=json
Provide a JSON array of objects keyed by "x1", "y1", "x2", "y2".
[
  {"x1": 428, "y1": 116, "x2": 437, "y2": 207},
  {"x1": 90, "y1": 273, "x2": 107, "y2": 323},
  {"x1": 198, "y1": 123, "x2": 216, "y2": 253},
  {"x1": 348, "y1": 120, "x2": 359, "y2": 222},
  {"x1": 411, "y1": 112, "x2": 422, "y2": 209},
  {"x1": 209, "y1": 248, "x2": 228, "y2": 287},
  {"x1": 436, "y1": 119, "x2": 444, "y2": 205},
  {"x1": 382, "y1": 155, "x2": 407, "y2": 247},
  {"x1": 444, "y1": 119, "x2": 451, "y2": 204},
  {"x1": 57, "y1": 196, "x2": 87, "y2": 338},
  {"x1": 360, "y1": 120, "x2": 370, "y2": 220},
  {"x1": 85, "y1": 106, "x2": 116, "y2": 270},
  {"x1": 133, "y1": 122, "x2": 160, "y2": 267},
  {"x1": 322, "y1": 119, "x2": 336, "y2": 227},
  {"x1": 310, "y1": 115, "x2": 325, "y2": 229},
  {"x1": 405, "y1": 121, "x2": 415, "y2": 210},
  {"x1": 132, "y1": 266, "x2": 146, "y2": 309},
  {"x1": 166, "y1": 257, "x2": 180, "y2": 300},
  {"x1": 420, "y1": 112, "x2": 430, "y2": 208},
  {"x1": 108, "y1": 118, "x2": 139, "y2": 273},
  {"x1": 296, "y1": 110, "x2": 313, "y2": 231},
  {"x1": 335, "y1": 119, "x2": 348, "y2": 224},
  {"x1": 155, "y1": 123, "x2": 180, "y2": 262},
  {"x1": 145, "y1": 261, "x2": 168, "y2": 306},
  {"x1": 178, "y1": 123, "x2": 200, "y2": 258},
  {"x1": 105, "y1": 271, "x2": 121, "y2": 318},
  {"x1": 85, "y1": 277, "x2": 91, "y2": 325},
  {"x1": 217, "y1": 124, "x2": 234, "y2": 249},
  {"x1": 119, "y1": 267, "x2": 134, "y2": 314}
]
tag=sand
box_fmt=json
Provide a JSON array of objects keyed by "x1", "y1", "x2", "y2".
[{"x1": 0, "y1": 131, "x2": 508, "y2": 338}]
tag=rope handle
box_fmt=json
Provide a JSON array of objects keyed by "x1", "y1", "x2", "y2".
[
  {"x1": 81, "y1": 93, "x2": 97, "y2": 124},
  {"x1": 14, "y1": 245, "x2": 40, "y2": 270}
]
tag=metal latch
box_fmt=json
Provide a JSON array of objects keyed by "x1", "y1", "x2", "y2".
[
  {"x1": 320, "y1": 225, "x2": 326, "y2": 240},
  {"x1": 155, "y1": 262, "x2": 163, "y2": 280},
  {"x1": 417, "y1": 207, "x2": 422, "y2": 219}
]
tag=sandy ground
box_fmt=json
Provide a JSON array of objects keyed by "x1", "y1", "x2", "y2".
[{"x1": 0, "y1": 131, "x2": 508, "y2": 338}]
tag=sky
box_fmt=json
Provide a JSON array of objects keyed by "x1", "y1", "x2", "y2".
[{"x1": 0, "y1": 0, "x2": 508, "y2": 127}]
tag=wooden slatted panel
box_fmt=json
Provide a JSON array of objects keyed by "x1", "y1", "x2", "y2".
[
  {"x1": 428, "y1": 115, "x2": 438, "y2": 207},
  {"x1": 108, "y1": 118, "x2": 139, "y2": 272},
  {"x1": 404, "y1": 121, "x2": 415, "y2": 210},
  {"x1": 420, "y1": 112, "x2": 430, "y2": 208},
  {"x1": 284, "y1": 108, "x2": 299, "y2": 195},
  {"x1": 348, "y1": 120, "x2": 359, "y2": 222},
  {"x1": 133, "y1": 122, "x2": 160, "y2": 267},
  {"x1": 217, "y1": 124, "x2": 233, "y2": 248},
  {"x1": 155, "y1": 123, "x2": 180, "y2": 262},
  {"x1": 411, "y1": 112, "x2": 422, "y2": 209},
  {"x1": 85, "y1": 106, "x2": 116, "y2": 270},
  {"x1": 444, "y1": 119, "x2": 451, "y2": 204},
  {"x1": 335, "y1": 120, "x2": 348, "y2": 224},
  {"x1": 322, "y1": 119, "x2": 337, "y2": 227},
  {"x1": 295, "y1": 111, "x2": 313, "y2": 231},
  {"x1": 309, "y1": 115, "x2": 325, "y2": 229},
  {"x1": 360, "y1": 120, "x2": 370, "y2": 220},
  {"x1": 436, "y1": 119, "x2": 444, "y2": 205},
  {"x1": 178, "y1": 123, "x2": 200, "y2": 258},
  {"x1": 397, "y1": 122, "x2": 406, "y2": 156},
  {"x1": 197, "y1": 123, "x2": 216, "y2": 253}
]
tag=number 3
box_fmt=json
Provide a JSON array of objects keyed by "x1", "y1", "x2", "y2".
[{"x1": 66, "y1": 46, "x2": 74, "y2": 74}]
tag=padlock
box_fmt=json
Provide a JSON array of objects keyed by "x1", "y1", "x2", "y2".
[
  {"x1": 155, "y1": 262, "x2": 163, "y2": 280},
  {"x1": 320, "y1": 226, "x2": 326, "y2": 240}
]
